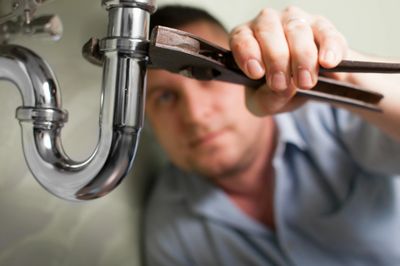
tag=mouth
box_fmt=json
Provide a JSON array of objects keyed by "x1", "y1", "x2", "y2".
[{"x1": 189, "y1": 128, "x2": 227, "y2": 149}]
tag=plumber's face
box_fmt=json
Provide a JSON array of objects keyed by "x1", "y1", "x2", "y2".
[{"x1": 146, "y1": 21, "x2": 270, "y2": 179}]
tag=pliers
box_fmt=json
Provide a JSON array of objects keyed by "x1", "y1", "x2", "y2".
[{"x1": 83, "y1": 25, "x2": 400, "y2": 112}]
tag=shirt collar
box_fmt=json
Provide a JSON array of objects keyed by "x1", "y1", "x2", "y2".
[
  {"x1": 274, "y1": 111, "x2": 308, "y2": 151},
  {"x1": 178, "y1": 111, "x2": 307, "y2": 234},
  {"x1": 180, "y1": 170, "x2": 271, "y2": 235}
]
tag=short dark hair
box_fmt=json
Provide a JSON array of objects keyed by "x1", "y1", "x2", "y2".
[{"x1": 150, "y1": 5, "x2": 226, "y2": 32}]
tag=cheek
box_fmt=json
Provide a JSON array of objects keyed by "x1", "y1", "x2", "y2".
[
  {"x1": 218, "y1": 86, "x2": 254, "y2": 123},
  {"x1": 151, "y1": 121, "x2": 190, "y2": 170},
  {"x1": 147, "y1": 111, "x2": 186, "y2": 154},
  {"x1": 217, "y1": 84, "x2": 246, "y2": 109}
]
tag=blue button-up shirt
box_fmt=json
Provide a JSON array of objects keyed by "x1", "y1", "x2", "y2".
[{"x1": 144, "y1": 103, "x2": 400, "y2": 266}]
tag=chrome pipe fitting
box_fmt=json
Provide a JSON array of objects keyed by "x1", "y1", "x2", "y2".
[{"x1": 0, "y1": 0, "x2": 157, "y2": 201}]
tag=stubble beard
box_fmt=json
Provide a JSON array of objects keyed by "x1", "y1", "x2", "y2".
[{"x1": 187, "y1": 130, "x2": 266, "y2": 181}]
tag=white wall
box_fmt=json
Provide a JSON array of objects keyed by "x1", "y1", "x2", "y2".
[{"x1": 0, "y1": 0, "x2": 399, "y2": 265}]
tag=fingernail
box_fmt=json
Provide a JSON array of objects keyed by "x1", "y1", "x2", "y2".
[
  {"x1": 323, "y1": 50, "x2": 336, "y2": 64},
  {"x1": 246, "y1": 59, "x2": 264, "y2": 78},
  {"x1": 270, "y1": 72, "x2": 288, "y2": 91},
  {"x1": 298, "y1": 69, "x2": 313, "y2": 88}
]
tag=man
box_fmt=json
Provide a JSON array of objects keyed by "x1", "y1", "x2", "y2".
[{"x1": 144, "y1": 5, "x2": 400, "y2": 266}]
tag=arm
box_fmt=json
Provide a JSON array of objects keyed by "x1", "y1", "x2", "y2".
[
  {"x1": 334, "y1": 50, "x2": 400, "y2": 141},
  {"x1": 230, "y1": 6, "x2": 400, "y2": 141}
]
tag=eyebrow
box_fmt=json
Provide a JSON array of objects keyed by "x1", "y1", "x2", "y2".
[{"x1": 146, "y1": 85, "x2": 166, "y2": 99}]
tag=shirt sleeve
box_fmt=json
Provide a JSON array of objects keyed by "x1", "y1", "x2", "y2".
[
  {"x1": 143, "y1": 176, "x2": 193, "y2": 266},
  {"x1": 144, "y1": 222, "x2": 191, "y2": 266},
  {"x1": 334, "y1": 107, "x2": 400, "y2": 176}
]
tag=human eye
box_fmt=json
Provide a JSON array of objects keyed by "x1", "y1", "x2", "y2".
[{"x1": 154, "y1": 89, "x2": 178, "y2": 106}]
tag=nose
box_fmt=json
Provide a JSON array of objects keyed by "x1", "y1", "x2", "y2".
[{"x1": 179, "y1": 79, "x2": 213, "y2": 126}]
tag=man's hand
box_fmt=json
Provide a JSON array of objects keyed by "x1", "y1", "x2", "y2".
[{"x1": 230, "y1": 6, "x2": 348, "y2": 116}]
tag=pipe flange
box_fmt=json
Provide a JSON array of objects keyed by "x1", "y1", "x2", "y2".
[
  {"x1": 102, "y1": 0, "x2": 157, "y2": 13},
  {"x1": 99, "y1": 37, "x2": 149, "y2": 55},
  {"x1": 16, "y1": 106, "x2": 68, "y2": 123}
]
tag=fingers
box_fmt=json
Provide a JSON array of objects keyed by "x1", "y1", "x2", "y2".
[
  {"x1": 311, "y1": 15, "x2": 348, "y2": 68},
  {"x1": 281, "y1": 6, "x2": 318, "y2": 90},
  {"x1": 231, "y1": 8, "x2": 292, "y2": 92},
  {"x1": 231, "y1": 6, "x2": 349, "y2": 115},
  {"x1": 230, "y1": 24, "x2": 265, "y2": 79},
  {"x1": 253, "y1": 9, "x2": 291, "y2": 92}
]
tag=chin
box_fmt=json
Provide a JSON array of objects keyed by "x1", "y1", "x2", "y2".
[{"x1": 189, "y1": 153, "x2": 244, "y2": 179}]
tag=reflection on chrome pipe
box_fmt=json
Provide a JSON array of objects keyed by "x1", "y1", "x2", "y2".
[{"x1": 0, "y1": 0, "x2": 156, "y2": 201}]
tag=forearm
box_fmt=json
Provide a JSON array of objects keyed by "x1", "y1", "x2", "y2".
[{"x1": 334, "y1": 50, "x2": 400, "y2": 141}]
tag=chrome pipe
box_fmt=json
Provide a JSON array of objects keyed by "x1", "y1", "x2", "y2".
[{"x1": 0, "y1": 0, "x2": 156, "y2": 201}]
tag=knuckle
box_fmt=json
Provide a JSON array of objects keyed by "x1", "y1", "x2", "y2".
[
  {"x1": 313, "y1": 19, "x2": 335, "y2": 34},
  {"x1": 300, "y1": 47, "x2": 318, "y2": 61},
  {"x1": 251, "y1": 14, "x2": 281, "y2": 38},
  {"x1": 291, "y1": 47, "x2": 318, "y2": 67},
  {"x1": 230, "y1": 25, "x2": 249, "y2": 38},
  {"x1": 230, "y1": 35, "x2": 251, "y2": 51},
  {"x1": 320, "y1": 33, "x2": 339, "y2": 45},
  {"x1": 253, "y1": 24, "x2": 275, "y2": 39},
  {"x1": 319, "y1": 29, "x2": 339, "y2": 43},
  {"x1": 313, "y1": 15, "x2": 329, "y2": 24},
  {"x1": 320, "y1": 31, "x2": 347, "y2": 48},
  {"x1": 231, "y1": 41, "x2": 246, "y2": 54},
  {"x1": 230, "y1": 32, "x2": 251, "y2": 48},
  {"x1": 230, "y1": 26, "x2": 240, "y2": 36},
  {"x1": 284, "y1": 19, "x2": 308, "y2": 32},
  {"x1": 283, "y1": 5, "x2": 301, "y2": 14},
  {"x1": 229, "y1": 31, "x2": 241, "y2": 45},
  {"x1": 230, "y1": 40, "x2": 258, "y2": 65},
  {"x1": 268, "y1": 50, "x2": 290, "y2": 67},
  {"x1": 258, "y1": 7, "x2": 277, "y2": 18}
]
